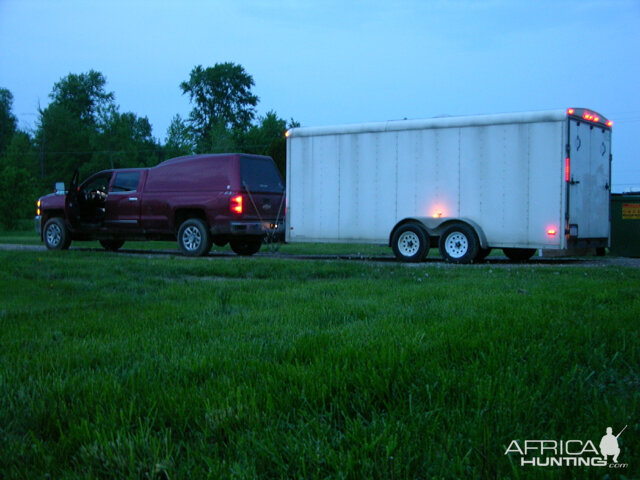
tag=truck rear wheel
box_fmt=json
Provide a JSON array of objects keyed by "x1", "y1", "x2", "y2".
[
  {"x1": 439, "y1": 224, "x2": 479, "y2": 264},
  {"x1": 230, "y1": 237, "x2": 262, "y2": 256},
  {"x1": 178, "y1": 218, "x2": 212, "y2": 257},
  {"x1": 43, "y1": 217, "x2": 71, "y2": 250},
  {"x1": 503, "y1": 248, "x2": 536, "y2": 262},
  {"x1": 391, "y1": 223, "x2": 429, "y2": 262}
]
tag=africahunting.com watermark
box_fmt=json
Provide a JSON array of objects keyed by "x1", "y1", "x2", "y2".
[{"x1": 505, "y1": 426, "x2": 628, "y2": 469}]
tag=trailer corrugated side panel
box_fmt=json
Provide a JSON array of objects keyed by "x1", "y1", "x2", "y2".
[{"x1": 287, "y1": 111, "x2": 567, "y2": 248}]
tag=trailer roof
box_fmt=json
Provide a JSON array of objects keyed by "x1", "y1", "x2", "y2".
[{"x1": 288, "y1": 109, "x2": 568, "y2": 138}]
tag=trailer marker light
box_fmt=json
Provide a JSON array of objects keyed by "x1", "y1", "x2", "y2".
[
  {"x1": 606, "y1": 120, "x2": 613, "y2": 127},
  {"x1": 565, "y1": 157, "x2": 570, "y2": 182},
  {"x1": 567, "y1": 108, "x2": 575, "y2": 115},
  {"x1": 547, "y1": 228, "x2": 557, "y2": 236},
  {"x1": 433, "y1": 211, "x2": 443, "y2": 218},
  {"x1": 284, "y1": 130, "x2": 291, "y2": 138},
  {"x1": 230, "y1": 195, "x2": 243, "y2": 215}
]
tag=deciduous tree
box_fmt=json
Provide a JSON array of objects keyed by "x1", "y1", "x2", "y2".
[
  {"x1": 180, "y1": 63, "x2": 258, "y2": 150},
  {"x1": 0, "y1": 88, "x2": 17, "y2": 156}
]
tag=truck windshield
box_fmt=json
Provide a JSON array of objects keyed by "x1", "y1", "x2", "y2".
[{"x1": 241, "y1": 157, "x2": 284, "y2": 193}]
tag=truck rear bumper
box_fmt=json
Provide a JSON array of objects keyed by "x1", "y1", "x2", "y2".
[
  {"x1": 228, "y1": 221, "x2": 283, "y2": 237},
  {"x1": 34, "y1": 216, "x2": 42, "y2": 236},
  {"x1": 211, "y1": 221, "x2": 284, "y2": 237}
]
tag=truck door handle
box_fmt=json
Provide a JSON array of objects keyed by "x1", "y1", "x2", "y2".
[
  {"x1": 128, "y1": 197, "x2": 138, "y2": 201},
  {"x1": 570, "y1": 179, "x2": 580, "y2": 185}
]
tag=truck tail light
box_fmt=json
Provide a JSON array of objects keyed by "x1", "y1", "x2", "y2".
[
  {"x1": 565, "y1": 157, "x2": 570, "y2": 182},
  {"x1": 230, "y1": 195, "x2": 243, "y2": 215}
]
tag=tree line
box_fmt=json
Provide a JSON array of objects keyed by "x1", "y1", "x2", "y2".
[{"x1": 0, "y1": 62, "x2": 297, "y2": 229}]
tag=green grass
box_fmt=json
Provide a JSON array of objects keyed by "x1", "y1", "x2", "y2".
[
  {"x1": 0, "y1": 227, "x2": 393, "y2": 256},
  {"x1": 0, "y1": 250, "x2": 638, "y2": 479}
]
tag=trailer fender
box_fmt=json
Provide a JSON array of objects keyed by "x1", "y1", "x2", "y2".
[{"x1": 390, "y1": 217, "x2": 488, "y2": 249}]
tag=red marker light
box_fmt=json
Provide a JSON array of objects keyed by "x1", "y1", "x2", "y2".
[
  {"x1": 547, "y1": 228, "x2": 557, "y2": 236},
  {"x1": 565, "y1": 157, "x2": 570, "y2": 182},
  {"x1": 606, "y1": 120, "x2": 613, "y2": 127},
  {"x1": 230, "y1": 195, "x2": 243, "y2": 215},
  {"x1": 567, "y1": 108, "x2": 575, "y2": 115}
]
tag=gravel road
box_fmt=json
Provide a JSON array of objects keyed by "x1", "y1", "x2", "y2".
[{"x1": 1, "y1": 243, "x2": 639, "y2": 268}]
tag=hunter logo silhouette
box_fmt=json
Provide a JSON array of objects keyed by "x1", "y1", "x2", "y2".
[{"x1": 599, "y1": 425, "x2": 627, "y2": 464}]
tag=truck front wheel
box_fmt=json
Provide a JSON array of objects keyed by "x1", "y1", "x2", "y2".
[
  {"x1": 439, "y1": 224, "x2": 479, "y2": 264},
  {"x1": 391, "y1": 223, "x2": 429, "y2": 262},
  {"x1": 177, "y1": 218, "x2": 212, "y2": 257},
  {"x1": 43, "y1": 217, "x2": 71, "y2": 250}
]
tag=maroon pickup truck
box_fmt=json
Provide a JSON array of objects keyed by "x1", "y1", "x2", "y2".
[{"x1": 35, "y1": 154, "x2": 285, "y2": 256}]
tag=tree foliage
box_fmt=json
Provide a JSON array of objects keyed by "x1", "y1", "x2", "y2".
[
  {"x1": 35, "y1": 71, "x2": 161, "y2": 187},
  {"x1": 0, "y1": 87, "x2": 37, "y2": 228},
  {"x1": 0, "y1": 165, "x2": 36, "y2": 229},
  {"x1": 242, "y1": 111, "x2": 299, "y2": 176},
  {"x1": 49, "y1": 70, "x2": 114, "y2": 126},
  {"x1": 0, "y1": 88, "x2": 18, "y2": 156},
  {"x1": 180, "y1": 63, "x2": 258, "y2": 149},
  {"x1": 164, "y1": 114, "x2": 195, "y2": 159}
]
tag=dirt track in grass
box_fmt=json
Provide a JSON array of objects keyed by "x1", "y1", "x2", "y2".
[{"x1": 2, "y1": 243, "x2": 639, "y2": 268}]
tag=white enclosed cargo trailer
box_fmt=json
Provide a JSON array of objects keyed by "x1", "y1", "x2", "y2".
[{"x1": 285, "y1": 108, "x2": 612, "y2": 263}]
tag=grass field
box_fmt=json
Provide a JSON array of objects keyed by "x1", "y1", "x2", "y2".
[{"x1": 0, "y1": 236, "x2": 639, "y2": 478}]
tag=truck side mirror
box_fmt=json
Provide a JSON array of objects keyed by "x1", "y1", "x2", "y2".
[{"x1": 55, "y1": 182, "x2": 66, "y2": 194}]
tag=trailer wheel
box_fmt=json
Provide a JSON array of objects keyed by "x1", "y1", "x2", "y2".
[
  {"x1": 391, "y1": 223, "x2": 429, "y2": 262},
  {"x1": 439, "y1": 224, "x2": 479, "y2": 264},
  {"x1": 503, "y1": 248, "x2": 536, "y2": 262},
  {"x1": 177, "y1": 218, "x2": 212, "y2": 257},
  {"x1": 43, "y1": 217, "x2": 71, "y2": 250}
]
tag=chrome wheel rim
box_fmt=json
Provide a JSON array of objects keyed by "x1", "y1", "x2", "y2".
[
  {"x1": 397, "y1": 231, "x2": 420, "y2": 257},
  {"x1": 182, "y1": 225, "x2": 202, "y2": 251},
  {"x1": 46, "y1": 224, "x2": 62, "y2": 247},
  {"x1": 444, "y1": 232, "x2": 468, "y2": 258}
]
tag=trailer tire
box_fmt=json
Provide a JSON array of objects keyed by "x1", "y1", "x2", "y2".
[
  {"x1": 177, "y1": 218, "x2": 212, "y2": 257},
  {"x1": 391, "y1": 223, "x2": 429, "y2": 262},
  {"x1": 439, "y1": 224, "x2": 479, "y2": 264},
  {"x1": 43, "y1": 217, "x2": 71, "y2": 250},
  {"x1": 503, "y1": 248, "x2": 536, "y2": 262}
]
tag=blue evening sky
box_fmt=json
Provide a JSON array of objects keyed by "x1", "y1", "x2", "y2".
[{"x1": 1, "y1": 0, "x2": 638, "y2": 190}]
